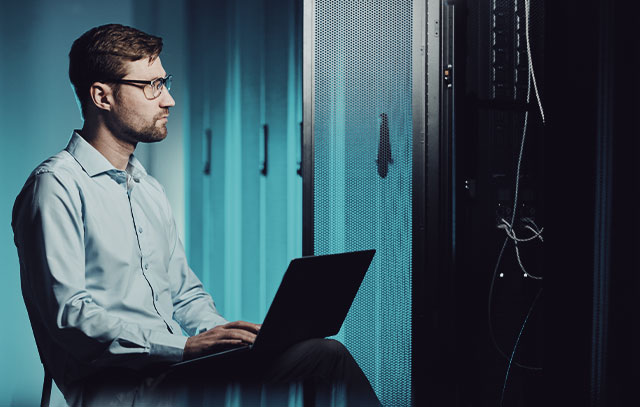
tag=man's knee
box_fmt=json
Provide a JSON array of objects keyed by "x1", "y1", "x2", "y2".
[
  {"x1": 296, "y1": 338, "x2": 350, "y2": 361},
  {"x1": 303, "y1": 338, "x2": 357, "y2": 377},
  {"x1": 267, "y1": 338, "x2": 351, "y2": 378},
  {"x1": 317, "y1": 338, "x2": 350, "y2": 358}
]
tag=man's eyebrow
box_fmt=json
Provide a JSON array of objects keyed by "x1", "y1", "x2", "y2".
[{"x1": 144, "y1": 73, "x2": 166, "y2": 81}]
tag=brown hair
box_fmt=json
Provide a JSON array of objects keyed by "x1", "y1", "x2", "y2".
[{"x1": 69, "y1": 24, "x2": 163, "y2": 119}]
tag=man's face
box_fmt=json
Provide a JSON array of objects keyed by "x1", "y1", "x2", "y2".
[{"x1": 107, "y1": 57, "x2": 175, "y2": 144}]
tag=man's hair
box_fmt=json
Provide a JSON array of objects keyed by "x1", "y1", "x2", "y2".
[{"x1": 69, "y1": 24, "x2": 163, "y2": 119}]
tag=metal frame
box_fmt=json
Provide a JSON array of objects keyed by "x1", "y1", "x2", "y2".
[
  {"x1": 302, "y1": 0, "x2": 315, "y2": 257},
  {"x1": 421, "y1": 0, "x2": 453, "y2": 404},
  {"x1": 424, "y1": 0, "x2": 442, "y2": 301},
  {"x1": 411, "y1": 0, "x2": 428, "y2": 405}
]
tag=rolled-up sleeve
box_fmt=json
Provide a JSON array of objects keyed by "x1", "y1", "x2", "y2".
[{"x1": 13, "y1": 171, "x2": 186, "y2": 369}]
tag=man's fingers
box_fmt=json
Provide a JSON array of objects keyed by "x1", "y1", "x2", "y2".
[
  {"x1": 203, "y1": 325, "x2": 257, "y2": 343},
  {"x1": 224, "y1": 320, "x2": 261, "y2": 334},
  {"x1": 222, "y1": 328, "x2": 257, "y2": 344},
  {"x1": 224, "y1": 320, "x2": 260, "y2": 332},
  {"x1": 210, "y1": 339, "x2": 244, "y2": 347},
  {"x1": 185, "y1": 337, "x2": 246, "y2": 360}
]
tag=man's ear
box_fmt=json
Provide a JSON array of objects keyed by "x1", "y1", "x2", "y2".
[{"x1": 89, "y1": 82, "x2": 114, "y2": 112}]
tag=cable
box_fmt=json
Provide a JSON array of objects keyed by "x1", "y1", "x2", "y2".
[
  {"x1": 510, "y1": 0, "x2": 545, "y2": 227},
  {"x1": 524, "y1": 225, "x2": 543, "y2": 242},
  {"x1": 487, "y1": 0, "x2": 545, "y2": 373},
  {"x1": 524, "y1": 0, "x2": 545, "y2": 124},
  {"x1": 500, "y1": 288, "x2": 543, "y2": 407},
  {"x1": 488, "y1": 65, "x2": 541, "y2": 366},
  {"x1": 525, "y1": 0, "x2": 545, "y2": 124},
  {"x1": 498, "y1": 219, "x2": 544, "y2": 279},
  {"x1": 505, "y1": 0, "x2": 545, "y2": 279},
  {"x1": 487, "y1": 236, "x2": 542, "y2": 371},
  {"x1": 498, "y1": 218, "x2": 544, "y2": 243},
  {"x1": 521, "y1": 217, "x2": 541, "y2": 231},
  {"x1": 515, "y1": 243, "x2": 542, "y2": 280},
  {"x1": 508, "y1": 108, "x2": 528, "y2": 229}
]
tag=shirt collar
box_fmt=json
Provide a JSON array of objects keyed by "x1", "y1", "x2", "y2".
[
  {"x1": 65, "y1": 130, "x2": 148, "y2": 180},
  {"x1": 126, "y1": 154, "x2": 148, "y2": 181}
]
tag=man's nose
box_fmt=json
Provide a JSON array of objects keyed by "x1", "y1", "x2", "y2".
[{"x1": 160, "y1": 89, "x2": 175, "y2": 108}]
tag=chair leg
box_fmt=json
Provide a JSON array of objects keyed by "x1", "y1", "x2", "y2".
[{"x1": 40, "y1": 369, "x2": 52, "y2": 407}]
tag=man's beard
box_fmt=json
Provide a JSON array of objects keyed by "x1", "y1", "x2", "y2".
[
  {"x1": 108, "y1": 109, "x2": 168, "y2": 145},
  {"x1": 121, "y1": 119, "x2": 167, "y2": 143}
]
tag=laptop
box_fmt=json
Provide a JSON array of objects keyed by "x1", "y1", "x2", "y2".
[{"x1": 171, "y1": 249, "x2": 375, "y2": 368}]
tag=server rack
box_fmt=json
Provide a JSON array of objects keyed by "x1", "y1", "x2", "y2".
[
  {"x1": 304, "y1": 0, "x2": 547, "y2": 404},
  {"x1": 451, "y1": 0, "x2": 546, "y2": 405}
]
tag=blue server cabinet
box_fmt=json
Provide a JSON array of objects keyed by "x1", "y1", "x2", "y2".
[{"x1": 303, "y1": 1, "x2": 428, "y2": 405}]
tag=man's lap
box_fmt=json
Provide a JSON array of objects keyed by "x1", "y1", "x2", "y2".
[{"x1": 74, "y1": 338, "x2": 380, "y2": 406}]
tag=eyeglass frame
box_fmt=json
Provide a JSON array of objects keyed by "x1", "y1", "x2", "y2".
[{"x1": 110, "y1": 74, "x2": 173, "y2": 100}]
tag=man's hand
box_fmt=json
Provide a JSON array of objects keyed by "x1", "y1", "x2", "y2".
[{"x1": 183, "y1": 321, "x2": 261, "y2": 360}]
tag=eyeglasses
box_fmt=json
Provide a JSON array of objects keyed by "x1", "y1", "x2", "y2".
[{"x1": 113, "y1": 74, "x2": 173, "y2": 99}]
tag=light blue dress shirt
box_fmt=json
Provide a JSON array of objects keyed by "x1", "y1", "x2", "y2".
[{"x1": 12, "y1": 131, "x2": 227, "y2": 398}]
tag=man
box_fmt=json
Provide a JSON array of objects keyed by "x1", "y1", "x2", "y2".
[{"x1": 12, "y1": 24, "x2": 380, "y2": 406}]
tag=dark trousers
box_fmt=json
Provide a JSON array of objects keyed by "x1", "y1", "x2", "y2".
[{"x1": 80, "y1": 338, "x2": 381, "y2": 407}]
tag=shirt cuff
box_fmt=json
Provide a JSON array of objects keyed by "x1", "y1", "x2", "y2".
[{"x1": 148, "y1": 331, "x2": 188, "y2": 363}]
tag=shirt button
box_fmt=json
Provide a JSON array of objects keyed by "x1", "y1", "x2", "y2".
[
  {"x1": 154, "y1": 294, "x2": 159, "y2": 301},
  {"x1": 144, "y1": 264, "x2": 149, "y2": 270},
  {"x1": 138, "y1": 226, "x2": 143, "y2": 233}
]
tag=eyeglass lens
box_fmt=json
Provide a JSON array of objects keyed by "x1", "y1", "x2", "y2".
[{"x1": 150, "y1": 76, "x2": 172, "y2": 98}]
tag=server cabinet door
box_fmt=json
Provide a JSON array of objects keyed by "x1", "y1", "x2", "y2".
[{"x1": 307, "y1": 1, "x2": 416, "y2": 404}]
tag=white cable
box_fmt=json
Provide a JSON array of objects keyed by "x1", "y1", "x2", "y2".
[
  {"x1": 504, "y1": 0, "x2": 544, "y2": 277},
  {"x1": 508, "y1": 58, "x2": 529, "y2": 227},
  {"x1": 499, "y1": 225, "x2": 543, "y2": 243},
  {"x1": 488, "y1": 237, "x2": 542, "y2": 371},
  {"x1": 514, "y1": 242, "x2": 543, "y2": 280},
  {"x1": 525, "y1": 0, "x2": 545, "y2": 124},
  {"x1": 488, "y1": 0, "x2": 545, "y2": 388},
  {"x1": 522, "y1": 217, "x2": 542, "y2": 231},
  {"x1": 522, "y1": 218, "x2": 544, "y2": 241},
  {"x1": 500, "y1": 288, "x2": 543, "y2": 406},
  {"x1": 524, "y1": 225, "x2": 544, "y2": 242},
  {"x1": 498, "y1": 217, "x2": 543, "y2": 279},
  {"x1": 498, "y1": 218, "x2": 544, "y2": 242}
]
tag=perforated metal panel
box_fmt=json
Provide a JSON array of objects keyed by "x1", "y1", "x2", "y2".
[{"x1": 313, "y1": 1, "x2": 413, "y2": 404}]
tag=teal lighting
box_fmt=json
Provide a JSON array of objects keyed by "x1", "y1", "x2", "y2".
[{"x1": 186, "y1": 0, "x2": 302, "y2": 326}]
